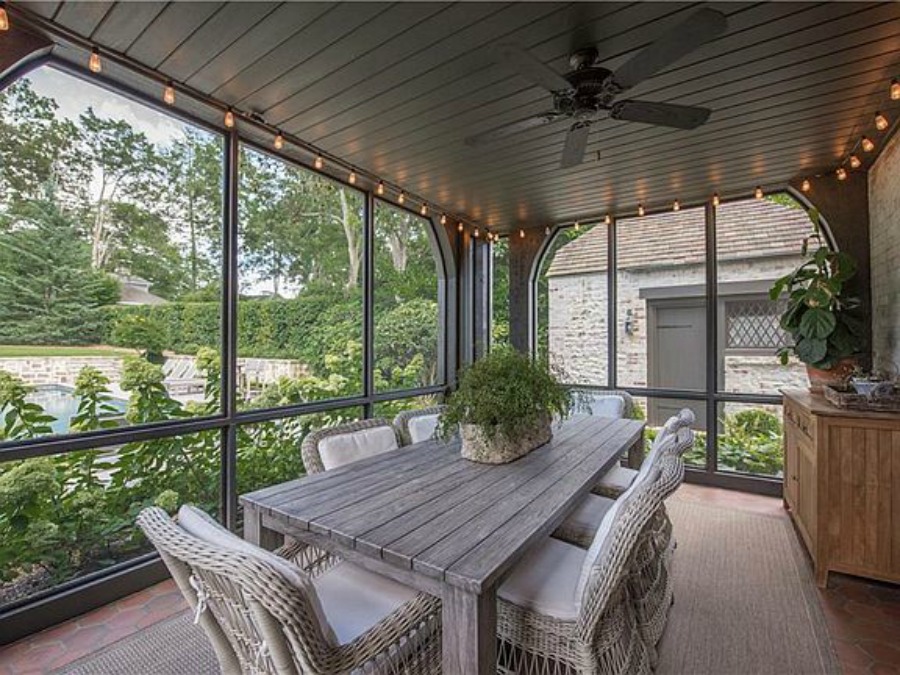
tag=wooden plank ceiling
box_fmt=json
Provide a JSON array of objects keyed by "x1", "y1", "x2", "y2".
[{"x1": 16, "y1": 1, "x2": 900, "y2": 231}]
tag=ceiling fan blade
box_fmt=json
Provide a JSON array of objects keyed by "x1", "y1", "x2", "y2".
[
  {"x1": 465, "y1": 112, "x2": 563, "y2": 146},
  {"x1": 495, "y1": 43, "x2": 572, "y2": 92},
  {"x1": 560, "y1": 122, "x2": 591, "y2": 168},
  {"x1": 610, "y1": 100, "x2": 711, "y2": 129},
  {"x1": 611, "y1": 8, "x2": 727, "y2": 91}
]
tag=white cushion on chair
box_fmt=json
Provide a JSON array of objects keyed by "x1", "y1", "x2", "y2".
[
  {"x1": 562, "y1": 493, "x2": 615, "y2": 536},
  {"x1": 498, "y1": 537, "x2": 587, "y2": 621},
  {"x1": 595, "y1": 464, "x2": 638, "y2": 493},
  {"x1": 312, "y1": 561, "x2": 419, "y2": 645},
  {"x1": 407, "y1": 414, "x2": 440, "y2": 444},
  {"x1": 177, "y1": 505, "x2": 339, "y2": 647},
  {"x1": 587, "y1": 395, "x2": 626, "y2": 419},
  {"x1": 319, "y1": 426, "x2": 399, "y2": 470}
]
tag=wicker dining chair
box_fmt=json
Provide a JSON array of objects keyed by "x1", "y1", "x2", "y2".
[
  {"x1": 137, "y1": 505, "x2": 441, "y2": 675},
  {"x1": 392, "y1": 405, "x2": 446, "y2": 446},
  {"x1": 593, "y1": 407, "x2": 696, "y2": 498},
  {"x1": 301, "y1": 418, "x2": 400, "y2": 474},
  {"x1": 495, "y1": 465, "x2": 666, "y2": 675}
]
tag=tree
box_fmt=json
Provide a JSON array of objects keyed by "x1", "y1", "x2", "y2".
[{"x1": 0, "y1": 197, "x2": 120, "y2": 345}]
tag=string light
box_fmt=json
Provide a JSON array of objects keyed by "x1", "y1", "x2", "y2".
[
  {"x1": 473, "y1": 227, "x2": 480, "y2": 238},
  {"x1": 754, "y1": 186, "x2": 764, "y2": 200},
  {"x1": 348, "y1": 170, "x2": 356, "y2": 185},
  {"x1": 163, "y1": 82, "x2": 176, "y2": 106},
  {"x1": 891, "y1": 78, "x2": 900, "y2": 101},
  {"x1": 712, "y1": 193, "x2": 720, "y2": 207},
  {"x1": 573, "y1": 221, "x2": 580, "y2": 231},
  {"x1": 637, "y1": 204, "x2": 645, "y2": 217},
  {"x1": 836, "y1": 167, "x2": 848, "y2": 181},
  {"x1": 420, "y1": 203, "x2": 427, "y2": 216},
  {"x1": 89, "y1": 48, "x2": 102, "y2": 74},
  {"x1": 801, "y1": 179, "x2": 811, "y2": 193},
  {"x1": 440, "y1": 214, "x2": 447, "y2": 225},
  {"x1": 457, "y1": 221, "x2": 464, "y2": 233},
  {"x1": 274, "y1": 132, "x2": 284, "y2": 150},
  {"x1": 377, "y1": 181, "x2": 385, "y2": 196},
  {"x1": 849, "y1": 155, "x2": 861, "y2": 169},
  {"x1": 224, "y1": 109, "x2": 235, "y2": 128},
  {"x1": 875, "y1": 112, "x2": 889, "y2": 132},
  {"x1": 861, "y1": 136, "x2": 875, "y2": 153},
  {"x1": 604, "y1": 214, "x2": 611, "y2": 225},
  {"x1": 673, "y1": 199, "x2": 680, "y2": 212},
  {"x1": 519, "y1": 229, "x2": 525, "y2": 238},
  {"x1": 545, "y1": 225, "x2": 551, "y2": 236},
  {"x1": 0, "y1": 5, "x2": 9, "y2": 31},
  {"x1": 314, "y1": 154, "x2": 324, "y2": 169},
  {"x1": 398, "y1": 191, "x2": 405, "y2": 205}
]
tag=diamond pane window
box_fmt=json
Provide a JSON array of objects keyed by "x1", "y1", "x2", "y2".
[{"x1": 724, "y1": 297, "x2": 790, "y2": 351}]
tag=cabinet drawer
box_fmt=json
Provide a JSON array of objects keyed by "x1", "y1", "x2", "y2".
[{"x1": 785, "y1": 403, "x2": 814, "y2": 442}]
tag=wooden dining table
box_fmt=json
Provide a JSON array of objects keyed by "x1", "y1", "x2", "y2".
[{"x1": 240, "y1": 414, "x2": 644, "y2": 675}]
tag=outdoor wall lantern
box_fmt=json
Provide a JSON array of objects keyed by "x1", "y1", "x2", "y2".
[{"x1": 624, "y1": 309, "x2": 638, "y2": 336}]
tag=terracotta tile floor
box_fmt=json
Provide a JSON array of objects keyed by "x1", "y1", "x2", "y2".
[{"x1": 1, "y1": 484, "x2": 898, "y2": 674}]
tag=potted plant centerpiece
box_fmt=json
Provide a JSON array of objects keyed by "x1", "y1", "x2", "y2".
[
  {"x1": 439, "y1": 347, "x2": 571, "y2": 464},
  {"x1": 769, "y1": 208, "x2": 865, "y2": 392}
]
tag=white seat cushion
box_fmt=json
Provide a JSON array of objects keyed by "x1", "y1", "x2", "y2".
[
  {"x1": 595, "y1": 464, "x2": 638, "y2": 492},
  {"x1": 587, "y1": 395, "x2": 626, "y2": 419},
  {"x1": 177, "y1": 505, "x2": 339, "y2": 646},
  {"x1": 498, "y1": 537, "x2": 587, "y2": 621},
  {"x1": 312, "y1": 561, "x2": 419, "y2": 645},
  {"x1": 407, "y1": 414, "x2": 440, "y2": 444},
  {"x1": 319, "y1": 425, "x2": 399, "y2": 471},
  {"x1": 561, "y1": 493, "x2": 615, "y2": 536}
]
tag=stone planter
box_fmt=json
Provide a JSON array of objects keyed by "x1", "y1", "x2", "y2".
[{"x1": 460, "y1": 415, "x2": 552, "y2": 464}]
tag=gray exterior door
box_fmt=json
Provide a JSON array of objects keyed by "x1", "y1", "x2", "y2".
[{"x1": 647, "y1": 300, "x2": 707, "y2": 429}]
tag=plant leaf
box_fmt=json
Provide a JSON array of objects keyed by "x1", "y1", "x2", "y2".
[
  {"x1": 795, "y1": 337, "x2": 827, "y2": 364},
  {"x1": 799, "y1": 307, "x2": 836, "y2": 339}
]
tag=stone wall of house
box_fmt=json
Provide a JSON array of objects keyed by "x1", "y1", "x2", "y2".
[
  {"x1": 869, "y1": 130, "x2": 900, "y2": 374},
  {"x1": 548, "y1": 255, "x2": 808, "y2": 393}
]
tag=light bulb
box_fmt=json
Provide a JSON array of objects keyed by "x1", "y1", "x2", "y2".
[
  {"x1": 377, "y1": 181, "x2": 384, "y2": 196},
  {"x1": 875, "y1": 112, "x2": 889, "y2": 132},
  {"x1": 891, "y1": 79, "x2": 900, "y2": 101},
  {"x1": 836, "y1": 167, "x2": 848, "y2": 181},
  {"x1": 398, "y1": 191, "x2": 405, "y2": 205},
  {"x1": 801, "y1": 179, "x2": 811, "y2": 193},
  {"x1": 637, "y1": 204, "x2": 645, "y2": 217},
  {"x1": 755, "y1": 186, "x2": 763, "y2": 200},
  {"x1": 573, "y1": 221, "x2": 580, "y2": 231},
  {"x1": 545, "y1": 225, "x2": 551, "y2": 236},
  {"x1": 89, "y1": 48, "x2": 102, "y2": 74},
  {"x1": 849, "y1": 155, "x2": 861, "y2": 169},
  {"x1": 519, "y1": 229, "x2": 525, "y2": 238},
  {"x1": 473, "y1": 227, "x2": 480, "y2": 238},
  {"x1": 0, "y1": 6, "x2": 9, "y2": 31},
  {"x1": 224, "y1": 109, "x2": 235, "y2": 128},
  {"x1": 440, "y1": 214, "x2": 447, "y2": 225},
  {"x1": 420, "y1": 204, "x2": 427, "y2": 216},
  {"x1": 348, "y1": 171, "x2": 356, "y2": 185},
  {"x1": 604, "y1": 214, "x2": 611, "y2": 225},
  {"x1": 314, "y1": 154, "x2": 324, "y2": 169},
  {"x1": 457, "y1": 221, "x2": 464, "y2": 233},
  {"x1": 712, "y1": 193, "x2": 720, "y2": 207},
  {"x1": 673, "y1": 199, "x2": 680, "y2": 212},
  {"x1": 861, "y1": 136, "x2": 875, "y2": 153},
  {"x1": 274, "y1": 132, "x2": 284, "y2": 150},
  {"x1": 163, "y1": 83, "x2": 175, "y2": 106}
]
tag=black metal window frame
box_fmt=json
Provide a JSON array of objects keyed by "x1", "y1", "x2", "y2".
[
  {"x1": 528, "y1": 192, "x2": 829, "y2": 496},
  {"x1": 0, "y1": 57, "x2": 456, "y2": 639}
]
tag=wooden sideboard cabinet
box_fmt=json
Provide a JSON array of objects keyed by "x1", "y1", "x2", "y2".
[{"x1": 782, "y1": 389, "x2": 900, "y2": 588}]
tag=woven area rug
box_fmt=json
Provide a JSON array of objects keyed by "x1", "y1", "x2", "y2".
[{"x1": 58, "y1": 498, "x2": 838, "y2": 675}]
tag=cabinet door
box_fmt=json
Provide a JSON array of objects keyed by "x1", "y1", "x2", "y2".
[
  {"x1": 796, "y1": 436, "x2": 817, "y2": 551},
  {"x1": 784, "y1": 425, "x2": 799, "y2": 509}
]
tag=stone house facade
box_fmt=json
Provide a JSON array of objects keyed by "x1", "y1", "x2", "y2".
[{"x1": 545, "y1": 198, "x2": 812, "y2": 410}]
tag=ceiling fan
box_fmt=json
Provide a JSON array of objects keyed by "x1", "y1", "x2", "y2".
[{"x1": 464, "y1": 8, "x2": 728, "y2": 168}]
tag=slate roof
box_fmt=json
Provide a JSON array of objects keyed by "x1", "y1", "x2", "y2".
[{"x1": 546, "y1": 198, "x2": 811, "y2": 277}]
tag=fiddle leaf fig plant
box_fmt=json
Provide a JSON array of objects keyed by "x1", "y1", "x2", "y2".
[
  {"x1": 768, "y1": 208, "x2": 864, "y2": 369},
  {"x1": 438, "y1": 347, "x2": 571, "y2": 442}
]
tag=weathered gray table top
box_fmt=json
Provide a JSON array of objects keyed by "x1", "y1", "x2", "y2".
[{"x1": 240, "y1": 414, "x2": 644, "y2": 593}]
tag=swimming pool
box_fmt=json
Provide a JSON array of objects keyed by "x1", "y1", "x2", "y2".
[{"x1": 25, "y1": 385, "x2": 128, "y2": 434}]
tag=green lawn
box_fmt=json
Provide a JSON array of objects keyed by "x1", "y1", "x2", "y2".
[{"x1": 0, "y1": 345, "x2": 135, "y2": 358}]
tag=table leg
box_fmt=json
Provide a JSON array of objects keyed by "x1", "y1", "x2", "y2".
[
  {"x1": 441, "y1": 584, "x2": 496, "y2": 675},
  {"x1": 242, "y1": 504, "x2": 281, "y2": 550},
  {"x1": 628, "y1": 434, "x2": 645, "y2": 469}
]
